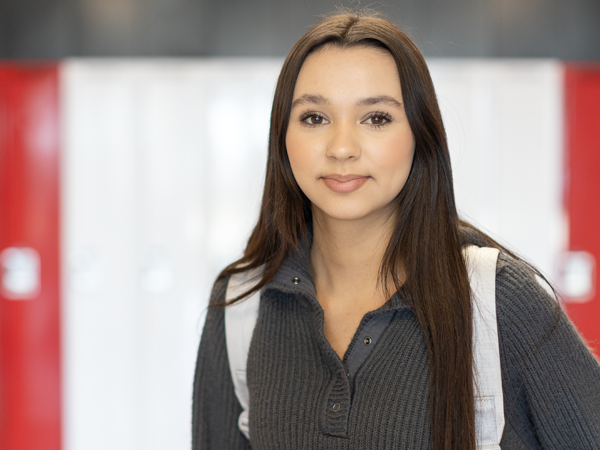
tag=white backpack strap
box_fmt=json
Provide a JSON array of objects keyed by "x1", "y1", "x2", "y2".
[
  {"x1": 224, "y1": 265, "x2": 264, "y2": 440},
  {"x1": 464, "y1": 246, "x2": 504, "y2": 449}
]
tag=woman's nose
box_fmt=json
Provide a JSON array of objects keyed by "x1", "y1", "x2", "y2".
[{"x1": 325, "y1": 124, "x2": 362, "y2": 161}]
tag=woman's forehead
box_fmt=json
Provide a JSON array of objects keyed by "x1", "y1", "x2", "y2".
[{"x1": 293, "y1": 45, "x2": 402, "y2": 103}]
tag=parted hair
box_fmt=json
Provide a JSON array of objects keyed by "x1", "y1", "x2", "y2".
[{"x1": 218, "y1": 10, "x2": 523, "y2": 450}]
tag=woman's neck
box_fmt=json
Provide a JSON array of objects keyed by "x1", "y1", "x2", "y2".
[{"x1": 310, "y1": 209, "x2": 396, "y2": 310}]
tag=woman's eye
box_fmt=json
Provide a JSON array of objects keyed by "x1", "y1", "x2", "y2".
[
  {"x1": 301, "y1": 114, "x2": 329, "y2": 126},
  {"x1": 364, "y1": 114, "x2": 392, "y2": 126}
]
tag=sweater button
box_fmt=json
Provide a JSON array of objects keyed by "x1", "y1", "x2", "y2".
[
  {"x1": 292, "y1": 277, "x2": 300, "y2": 284},
  {"x1": 332, "y1": 403, "x2": 340, "y2": 412},
  {"x1": 364, "y1": 336, "x2": 372, "y2": 346}
]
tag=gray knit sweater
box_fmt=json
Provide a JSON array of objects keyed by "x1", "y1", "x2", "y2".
[{"x1": 192, "y1": 240, "x2": 600, "y2": 449}]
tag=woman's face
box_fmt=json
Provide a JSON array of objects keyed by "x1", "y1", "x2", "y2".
[{"x1": 286, "y1": 45, "x2": 415, "y2": 225}]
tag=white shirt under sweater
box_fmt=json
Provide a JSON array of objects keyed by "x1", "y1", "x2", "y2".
[{"x1": 192, "y1": 240, "x2": 600, "y2": 449}]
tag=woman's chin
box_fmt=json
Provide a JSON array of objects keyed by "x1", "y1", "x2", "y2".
[{"x1": 312, "y1": 203, "x2": 393, "y2": 225}]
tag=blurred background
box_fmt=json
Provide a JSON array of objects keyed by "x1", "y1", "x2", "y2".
[
  {"x1": 0, "y1": 1, "x2": 599, "y2": 450},
  {"x1": 2, "y1": 0, "x2": 600, "y2": 58}
]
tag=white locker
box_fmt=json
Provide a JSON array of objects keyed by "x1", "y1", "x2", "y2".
[
  {"x1": 61, "y1": 59, "x2": 281, "y2": 450},
  {"x1": 429, "y1": 60, "x2": 564, "y2": 279},
  {"x1": 62, "y1": 62, "x2": 141, "y2": 450}
]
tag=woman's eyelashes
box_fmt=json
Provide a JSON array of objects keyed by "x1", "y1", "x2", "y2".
[
  {"x1": 299, "y1": 110, "x2": 329, "y2": 127},
  {"x1": 297, "y1": 110, "x2": 394, "y2": 128},
  {"x1": 362, "y1": 111, "x2": 393, "y2": 127}
]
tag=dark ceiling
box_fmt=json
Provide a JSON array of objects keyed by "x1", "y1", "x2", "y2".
[{"x1": 1, "y1": 0, "x2": 599, "y2": 59}]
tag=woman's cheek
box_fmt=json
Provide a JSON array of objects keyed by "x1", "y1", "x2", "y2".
[{"x1": 286, "y1": 131, "x2": 319, "y2": 180}]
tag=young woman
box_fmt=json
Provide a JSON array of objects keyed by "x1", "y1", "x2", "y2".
[{"x1": 192, "y1": 11, "x2": 600, "y2": 450}]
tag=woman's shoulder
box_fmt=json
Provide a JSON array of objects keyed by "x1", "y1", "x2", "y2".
[
  {"x1": 208, "y1": 275, "x2": 229, "y2": 306},
  {"x1": 495, "y1": 252, "x2": 557, "y2": 308},
  {"x1": 493, "y1": 251, "x2": 597, "y2": 374},
  {"x1": 493, "y1": 252, "x2": 561, "y2": 344},
  {"x1": 492, "y1": 252, "x2": 600, "y2": 445},
  {"x1": 198, "y1": 277, "x2": 229, "y2": 342}
]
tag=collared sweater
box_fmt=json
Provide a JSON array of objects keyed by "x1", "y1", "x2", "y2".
[{"x1": 192, "y1": 239, "x2": 600, "y2": 449}]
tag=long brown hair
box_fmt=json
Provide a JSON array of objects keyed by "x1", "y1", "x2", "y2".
[{"x1": 218, "y1": 10, "x2": 519, "y2": 450}]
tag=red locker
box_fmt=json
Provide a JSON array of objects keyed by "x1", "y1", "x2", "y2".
[
  {"x1": 565, "y1": 64, "x2": 600, "y2": 355},
  {"x1": 0, "y1": 65, "x2": 61, "y2": 450}
]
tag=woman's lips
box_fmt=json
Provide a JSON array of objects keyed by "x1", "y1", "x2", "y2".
[{"x1": 321, "y1": 175, "x2": 369, "y2": 193}]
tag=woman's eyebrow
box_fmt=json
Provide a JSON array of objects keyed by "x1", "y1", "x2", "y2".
[
  {"x1": 356, "y1": 95, "x2": 403, "y2": 109},
  {"x1": 291, "y1": 94, "x2": 403, "y2": 109},
  {"x1": 291, "y1": 94, "x2": 330, "y2": 109}
]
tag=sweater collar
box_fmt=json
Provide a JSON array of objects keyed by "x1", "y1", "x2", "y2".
[{"x1": 264, "y1": 227, "x2": 409, "y2": 312}]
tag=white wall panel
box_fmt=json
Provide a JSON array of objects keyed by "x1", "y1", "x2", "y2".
[
  {"x1": 62, "y1": 63, "x2": 140, "y2": 450},
  {"x1": 429, "y1": 60, "x2": 565, "y2": 278},
  {"x1": 202, "y1": 62, "x2": 278, "y2": 275},
  {"x1": 61, "y1": 59, "x2": 281, "y2": 450}
]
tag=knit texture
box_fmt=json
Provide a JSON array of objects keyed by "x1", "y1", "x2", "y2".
[{"x1": 192, "y1": 246, "x2": 600, "y2": 449}]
